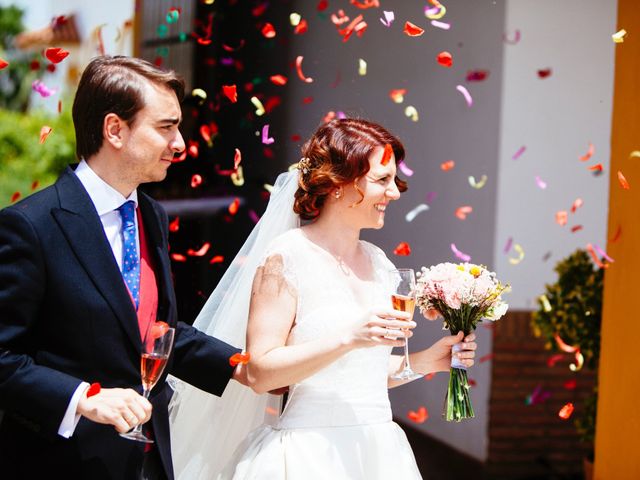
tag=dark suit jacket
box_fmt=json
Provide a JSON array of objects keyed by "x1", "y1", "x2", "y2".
[{"x1": 0, "y1": 167, "x2": 239, "y2": 479}]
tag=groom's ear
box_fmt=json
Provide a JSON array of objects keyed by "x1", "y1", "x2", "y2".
[{"x1": 103, "y1": 113, "x2": 128, "y2": 150}]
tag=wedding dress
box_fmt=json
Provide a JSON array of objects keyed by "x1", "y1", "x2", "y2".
[{"x1": 217, "y1": 228, "x2": 422, "y2": 479}]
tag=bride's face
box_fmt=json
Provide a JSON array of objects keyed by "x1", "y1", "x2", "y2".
[{"x1": 343, "y1": 146, "x2": 401, "y2": 229}]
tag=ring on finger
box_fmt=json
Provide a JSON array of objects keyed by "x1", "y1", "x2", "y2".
[{"x1": 383, "y1": 328, "x2": 400, "y2": 339}]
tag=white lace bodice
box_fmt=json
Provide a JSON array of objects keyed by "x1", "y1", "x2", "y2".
[{"x1": 259, "y1": 228, "x2": 397, "y2": 429}]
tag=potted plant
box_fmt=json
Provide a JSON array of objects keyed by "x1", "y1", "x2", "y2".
[{"x1": 531, "y1": 249, "x2": 603, "y2": 480}]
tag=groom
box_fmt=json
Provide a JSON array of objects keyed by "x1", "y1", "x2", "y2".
[{"x1": 0, "y1": 56, "x2": 245, "y2": 479}]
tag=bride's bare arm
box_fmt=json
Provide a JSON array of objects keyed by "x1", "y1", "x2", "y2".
[{"x1": 245, "y1": 254, "x2": 414, "y2": 394}]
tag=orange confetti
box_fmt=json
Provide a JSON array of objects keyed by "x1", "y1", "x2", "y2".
[
  {"x1": 229, "y1": 352, "x2": 251, "y2": 366},
  {"x1": 586, "y1": 243, "x2": 608, "y2": 269},
  {"x1": 404, "y1": 21, "x2": 425, "y2": 37},
  {"x1": 171, "y1": 253, "x2": 187, "y2": 262},
  {"x1": 455, "y1": 206, "x2": 473, "y2": 220},
  {"x1": 31, "y1": 180, "x2": 39, "y2": 191},
  {"x1": 10, "y1": 192, "x2": 21, "y2": 203},
  {"x1": 294, "y1": 19, "x2": 308, "y2": 34},
  {"x1": 169, "y1": 217, "x2": 180, "y2": 232},
  {"x1": 554, "y1": 333, "x2": 578, "y2": 353},
  {"x1": 222, "y1": 84, "x2": 238, "y2": 103},
  {"x1": 187, "y1": 242, "x2": 211, "y2": 257},
  {"x1": 393, "y1": 242, "x2": 411, "y2": 256},
  {"x1": 209, "y1": 255, "x2": 225, "y2": 264},
  {"x1": 0, "y1": 58, "x2": 8, "y2": 69},
  {"x1": 261, "y1": 23, "x2": 276, "y2": 38},
  {"x1": 610, "y1": 224, "x2": 622, "y2": 243},
  {"x1": 437, "y1": 51, "x2": 453, "y2": 67},
  {"x1": 389, "y1": 88, "x2": 407, "y2": 103},
  {"x1": 44, "y1": 47, "x2": 69, "y2": 64},
  {"x1": 579, "y1": 143, "x2": 594, "y2": 162},
  {"x1": 380, "y1": 143, "x2": 393, "y2": 166},
  {"x1": 270, "y1": 74, "x2": 288, "y2": 86},
  {"x1": 234, "y1": 148, "x2": 242, "y2": 170},
  {"x1": 563, "y1": 379, "x2": 577, "y2": 390},
  {"x1": 570, "y1": 225, "x2": 583, "y2": 233},
  {"x1": 587, "y1": 163, "x2": 603, "y2": 172},
  {"x1": 407, "y1": 406, "x2": 428, "y2": 423},
  {"x1": 440, "y1": 160, "x2": 455, "y2": 171},
  {"x1": 555, "y1": 211, "x2": 568, "y2": 226},
  {"x1": 191, "y1": 174, "x2": 203, "y2": 188},
  {"x1": 558, "y1": 402, "x2": 574, "y2": 420},
  {"x1": 338, "y1": 14, "x2": 367, "y2": 42},
  {"x1": 350, "y1": 0, "x2": 380, "y2": 8},
  {"x1": 39, "y1": 126, "x2": 52, "y2": 144},
  {"x1": 570, "y1": 198, "x2": 583, "y2": 213},
  {"x1": 295, "y1": 55, "x2": 313, "y2": 83},
  {"x1": 228, "y1": 197, "x2": 240, "y2": 215},
  {"x1": 57, "y1": 100, "x2": 62, "y2": 114},
  {"x1": 618, "y1": 170, "x2": 630, "y2": 189}
]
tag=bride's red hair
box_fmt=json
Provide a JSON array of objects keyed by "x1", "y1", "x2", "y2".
[{"x1": 293, "y1": 118, "x2": 408, "y2": 221}]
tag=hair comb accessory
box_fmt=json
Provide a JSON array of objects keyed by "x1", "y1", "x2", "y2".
[{"x1": 297, "y1": 157, "x2": 312, "y2": 175}]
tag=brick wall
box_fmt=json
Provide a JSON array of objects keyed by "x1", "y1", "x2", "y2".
[{"x1": 486, "y1": 310, "x2": 596, "y2": 479}]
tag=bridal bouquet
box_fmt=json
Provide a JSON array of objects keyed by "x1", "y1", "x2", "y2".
[{"x1": 415, "y1": 262, "x2": 509, "y2": 422}]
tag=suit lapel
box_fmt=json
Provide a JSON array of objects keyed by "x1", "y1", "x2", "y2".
[{"x1": 51, "y1": 167, "x2": 141, "y2": 352}]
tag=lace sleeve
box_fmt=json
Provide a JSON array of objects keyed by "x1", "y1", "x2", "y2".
[{"x1": 258, "y1": 237, "x2": 298, "y2": 295}]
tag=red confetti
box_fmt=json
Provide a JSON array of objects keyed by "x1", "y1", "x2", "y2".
[
  {"x1": 187, "y1": 242, "x2": 211, "y2": 257},
  {"x1": 294, "y1": 19, "x2": 308, "y2": 35},
  {"x1": 403, "y1": 21, "x2": 424, "y2": 37},
  {"x1": 222, "y1": 84, "x2": 238, "y2": 103},
  {"x1": 350, "y1": 0, "x2": 379, "y2": 8},
  {"x1": 610, "y1": 224, "x2": 622, "y2": 243},
  {"x1": 10, "y1": 192, "x2": 21, "y2": 203},
  {"x1": 200, "y1": 124, "x2": 212, "y2": 144},
  {"x1": 570, "y1": 225, "x2": 583, "y2": 233},
  {"x1": 302, "y1": 96, "x2": 314, "y2": 104},
  {"x1": 547, "y1": 354, "x2": 564, "y2": 367},
  {"x1": 554, "y1": 334, "x2": 578, "y2": 353},
  {"x1": 393, "y1": 242, "x2": 411, "y2": 256},
  {"x1": 188, "y1": 141, "x2": 199, "y2": 158},
  {"x1": 338, "y1": 14, "x2": 367, "y2": 42},
  {"x1": 190, "y1": 174, "x2": 203, "y2": 188},
  {"x1": 39, "y1": 126, "x2": 52, "y2": 144},
  {"x1": 86, "y1": 382, "x2": 101, "y2": 398},
  {"x1": 440, "y1": 160, "x2": 455, "y2": 171},
  {"x1": 558, "y1": 402, "x2": 574, "y2": 420},
  {"x1": 618, "y1": 170, "x2": 630, "y2": 189},
  {"x1": 57, "y1": 100, "x2": 62, "y2": 114},
  {"x1": 46, "y1": 63, "x2": 56, "y2": 73},
  {"x1": 295, "y1": 56, "x2": 313, "y2": 83},
  {"x1": 455, "y1": 206, "x2": 473, "y2": 220},
  {"x1": 270, "y1": 74, "x2": 288, "y2": 86},
  {"x1": 234, "y1": 148, "x2": 242, "y2": 170},
  {"x1": 437, "y1": 51, "x2": 453, "y2": 67},
  {"x1": 229, "y1": 352, "x2": 251, "y2": 366},
  {"x1": 29, "y1": 60, "x2": 40, "y2": 71},
  {"x1": 380, "y1": 143, "x2": 393, "y2": 166},
  {"x1": 0, "y1": 58, "x2": 8, "y2": 70},
  {"x1": 579, "y1": 143, "x2": 594, "y2": 162},
  {"x1": 209, "y1": 255, "x2": 225, "y2": 264},
  {"x1": 31, "y1": 181, "x2": 39, "y2": 191},
  {"x1": 171, "y1": 253, "x2": 187, "y2": 262},
  {"x1": 261, "y1": 23, "x2": 276, "y2": 38},
  {"x1": 407, "y1": 406, "x2": 428, "y2": 423},
  {"x1": 228, "y1": 197, "x2": 240, "y2": 215},
  {"x1": 467, "y1": 378, "x2": 477, "y2": 387},
  {"x1": 466, "y1": 70, "x2": 489, "y2": 82},
  {"x1": 44, "y1": 47, "x2": 69, "y2": 64},
  {"x1": 587, "y1": 163, "x2": 603, "y2": 172},
  {"x1": 169, "y1": 217, "x2": 180, "y2": 232},
  {"x1": 424, "y1": 373, "x2": 435, "y2": 381},
  {"x1": 537, "y1": 68, "x2": 552, "y2": 79},
  {"x1": 563, "y1": 379, "x2": 577, "y2": 390},
  {"x1": 317, "y1": 0, "x2": 329, "y2": 11},
  {"x1": 586, "y1": 243, "x2": 608, "y2": 269},
  {"x1": 570, "y1": 198, "x2": 583, "y2": 213}
]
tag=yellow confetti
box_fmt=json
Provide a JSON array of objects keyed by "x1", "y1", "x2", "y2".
[
  {"x1": 358, "y1": 58, "x2": 367, "y2": 76},
  {"x1": 263, "y1": 183, "x2": 274, "y2": 193},
  {"x1": 468, "y1": 175, "x2": 488, "y2": 189},
  {"x1": 250, "y1": 96, "x2": 265, "y2": 116},
  {"x1": 630, "y1": 150, "x2": 640, "y2": 159},
  {"x1": 290, "y1": 13, "x2": 301, "y2": 26},
  {"x1": 539, "y1": 294, "x2": 552, "y2": 312},
  {"x1": 404, "y1": 105, "x2": 419, "y2": 122},
  {"x1": 508, "y1": 244, "x2": 524, "y2": 265},
  {"x1": 612, "y1": 28, "x2": 627, "y2": 43},
  {"x1": 231, "y1": 165, "x2": 245, "y2": 187},
  {"x1": 569, "y1": 351, "x2": 584, "y2": 372},
  {"x1": 425, "y1": 3, "x2": 447, "y2": 20},
  {"x1": 192, "y1": 88, "x2": 207, "y2": 104}
]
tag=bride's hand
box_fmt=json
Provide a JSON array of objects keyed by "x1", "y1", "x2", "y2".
[
  {"x1": 343, "y1": 307, "x2": 416, "y2": 349},
  {"x1": 425, "y1": 332, "x2": 477, "y2": 373}
]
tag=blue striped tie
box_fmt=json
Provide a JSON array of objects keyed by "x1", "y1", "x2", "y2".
[{"x1": 117, "y1": 201, "x2": 140, "y2": 309}]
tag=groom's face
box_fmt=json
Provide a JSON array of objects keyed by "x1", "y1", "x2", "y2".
[{"x1": 118, "y1": 80, "x2": 185, "y2": 186}]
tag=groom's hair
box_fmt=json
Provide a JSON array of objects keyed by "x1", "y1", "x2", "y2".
[
  {"x1": 294, "y1": 118, "x2": 408, "y2": 220},
  {"x1": 72, "y1": 55, "x2": 185, "y2": 160}
]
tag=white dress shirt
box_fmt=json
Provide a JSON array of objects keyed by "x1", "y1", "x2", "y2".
[{"x1": 58, "y1": 160, "x2": 140, "y2": 438}]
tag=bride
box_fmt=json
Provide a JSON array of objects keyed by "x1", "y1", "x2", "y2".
[{"x1": 169, "y1": 118, "x2": 477, "y2": 479}]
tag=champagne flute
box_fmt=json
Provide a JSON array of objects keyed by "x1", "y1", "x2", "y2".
[
  {"x1": 120, "y1": 321, "x2": 175, "y2": 443},
  {"x1": 389, "y1": 268, "x2": 422, "y2": 381}
]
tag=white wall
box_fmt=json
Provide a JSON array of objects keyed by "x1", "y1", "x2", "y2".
[{"x1": 493, "y1": 0, "x2": 617, "y2": 309}]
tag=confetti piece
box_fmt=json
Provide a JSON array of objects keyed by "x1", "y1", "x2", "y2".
[
  {"x1": 331, "y1": 9, "x2": 350, "y2": 26},
  {"x1": 508, "y1": 244, "x2": 524, "y2": 265},
  {"x1": 424, "y1": 373, "x2": 435, "y2": 381},
  {"x1": 569, "y1": 351, "x2": 584, "y2": 372},
  {"x1": 579, "y1": 142, "x2": 594, "y2": 161},
  {"x1": 251, "y1": 96, "x2": 266, "y2": 116},
  {"x1": 512, "y1": 146, "x2": 526, "y2": 160},
  {"x1": 0, "y1": 58, "x2": 8, "y2": 69},
  {"x1": 39, "y1": 126, "x2": 52, "y2": 144},
  {"x1": 586, "y1": 243, "x2": 609, "y2": 269},
  {"x1": 403, "y1": 21, "x2": 425, "y2": 37},
  {"x1": 295, "y1": 55, "x2": 313, "y2": 83},
  {"x1": 503, "y1": 29, "x2": 521, "y2": 44},
  {"x1": 358, "y1": 58, "x2": 367, "y2": 76},
  {"x1": 380, "y1": 10, "x2": 394, "y2": 27},
  {"x1": 169, "y1": 217, "x2": 180, "y2": 232},
  {"x1": 380, "y1": 143, "x2": 393, "y2": 166},
  {"x1": 398, "y1": 161, "x2": 414, "y2": 176},
  {"x1": 535, "y1": 176, "x2": 547, "y2": 189},
  {"x1": 171, "y1": 253, "x2": 187, "y2": 262},
  {"x1": 610, "y1": 224, "x2": 622, "y2": 243},
  {"x1": 222, "y1": 85, "x2": 237, "y2": 103},
  {"x1": 405, "y1": 204, "x2": 429, "y2": 222},
  {"x1": 31, "y1": 180, "x2": 39, "y2": 191},
  {"x1": 618, "y1": 170, "x2": 630, "y2": 189},
  {"x1": 229, "y1": 352, "x2": 251, "y2": 366},
  {"x1": 190, "y1": 174, "x2": 203, "y2": 188},
  {"x1": 558, "y1": 402, "x2": 574, "y2": 420},
  {"x1": 467, "y1": 378, "x2": 476, "y2": 387},
  {"x1": 466, "y1": 70, "x2": 489, "y2": 82},
  {"x1": 228, "y1": 198, "x2": 240, "y2": 215},
  {"x1": 539, "y1": 294, "x2": 552, "y2": 312},
  {"x1": 593, "y1": 243, "x2": 614, "y2": 263},
  {"x1": 451, "y1": 243, "x2": 471, "y2": 262},
  {"x1": 440, "y1": 160, "x2": 455, "y2": 171},
  {"x1": 57, "y1": 100, "x2": 62, "y2": 113},
  {"x1": 630, "y1": 150, "x2": 640, "y2": 159},
  {"x1": 547, "y1": 353, "x2": 563, "y2": 367},
  {"x1": 404, "y1": 105, "x2": 419, "y2": 122},
  {"x1": 187, "y1": 141, "x2": 199, "y2": 158},
  {"x1": 588, "y1": 163, "x2": 603, "y2": 173},
  {"x1": 210, "y1": 255, "x2": 225, "y2": 264},
  {"x1": 191, "y1": 88, "x2": 207, "y2": 105},
  {"x1": 270, "y1": 74, "x2": 287, "y2": 86},
  {"x1": 262, "y1": 125, "x2": 275, "y2": 144},
  {"x1": 44, "y1": 47, "x2": 69, "y2": 64},
  {"x1": 317, "y1": 0, "x2": 329, "y2": 11},
  {"x1": 455, "y1": 206, "x2": 472, "y2": 220},
  {"x1": 437, "y1": 51, "x2": 453, "y2": 67},
  {"x1": 554, "y1": 333, "x2": 578, "y2": 353},
  {"x1": 350, "y1": 0, "x2": 380, "y2": 8},
  {"x1": 407, "y1": 406, "x2": 428, "y2": 423},
  {"x1": 468, "y1": 175, "x2": 488, "y2": 189},
  {"x1": 10, "y1": 192, "x2": 21, "y2": 203},
  {"x1": 431, "y1": 20, "x2": 450, "y2": 30},
  {"x1": 338, "y1": 14, "x2": 367, "y2": 42},
  {"x1": 503, "y1": 237, "x2": 513, "y2": 254},
  {"x1": 390, "y1": 89, "x2": 407, "y2": 103},
  {"x1": 393, "y1": 242, "x2": 411, "y2": 256},
  {"x1": 555, "y1": 211, "x2": 568, "y2": 226},
  {"x1": 290, "y1": 12, "x2": 301, "y2": 26},
  {"x1": 570, "y1": 225, "x2": 583, "y2": 233},
  {"x1": 456, "y1": 85, "x2": 472, "y2": 107},
  {"x1": 570, "y1": 198, "x2": 583, "y2": 213},
  {"x1": 525, "y1": 384, "x2": 551, "y2": 405},
  {"x1": 261, "y1": 23, "x2": 276, "y2": 38},
  {"x1": 233, "y1": 148, "x2": 242, "y2": 171},
  {"x1": 612, "y1": 28, "x2": 627, "y2": 43},
  {"x1": 563, "y1": 379, "x2": 577, "y2": 390},
  {"x1": 424, "y1": 4, "x2": 446, "y2": 20},
  {"x1": 294, "y1": 19, "x2": 308, "y2": 35},
  {"x1": 231, "y1": 165, "x2": 245, "y2": 187},
  {"x1": 187, "y1": 242, "x2": 211, "y2": 257},
  {"x1": 32, "y1": 80, "x2": 56, "y2": 98},
  {"x1": 537, "y1": 68, "x2": 552, "y2": 79}
]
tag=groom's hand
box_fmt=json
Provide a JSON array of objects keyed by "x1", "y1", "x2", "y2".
[{"x1": 77, "y1": 387, "x2": 152, "y2": 433}]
